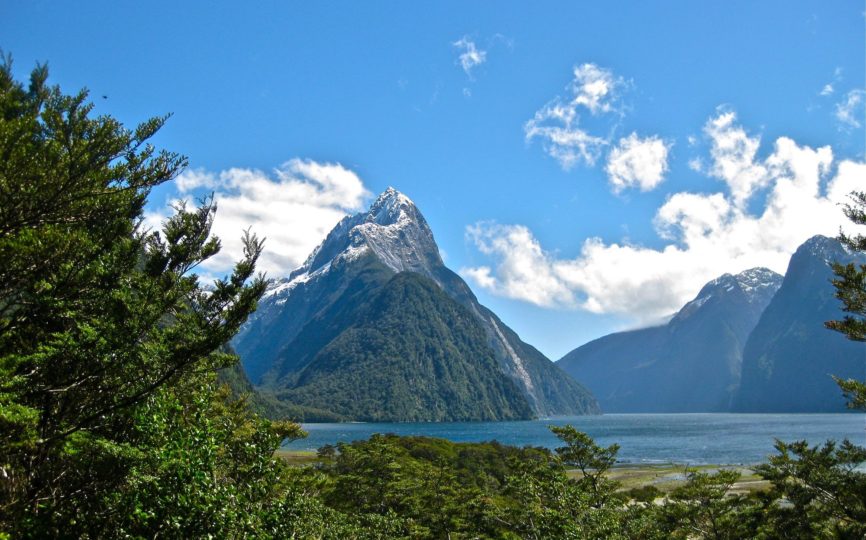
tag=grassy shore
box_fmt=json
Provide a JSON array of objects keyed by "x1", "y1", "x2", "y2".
[
  {"x1": 275, "y1": 449, "x2": 319, "y2": 466},
  {"x1": 597, "y1": 463, "x2": 770, "y2": 495},
  {"x1": 274, "y1": 449, "x2": 770, "y2": 495}
]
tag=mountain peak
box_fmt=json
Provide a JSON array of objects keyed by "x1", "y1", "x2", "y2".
[
  {"x1": 697, "y1": 267, "x2": 782, "y2": 301},
  {"x1": 800, "y1": 234, "x2": 833, "y2": 249},
  {"x1": 377, "y1": 186, "x2": 411, "y2": 204},
  {"x1": 239, "y1": 186, "x2": 599, "y2": 418},
  {"x1": 349, "y1": 187, "x2": 439, "y2": 275},
  {"x1": 673, "y1": 267, "x2": 782, "y2": 323},
  {"x1": 795, "y1": 234, "x2": 845, "y2": 263},
  {"x1": 366, "y1": 187, "x2": 417, "y2": 227},
  {"x1": 733, "y1": 267, "x2": 783, "y2": 295},
  {"x1": 268, "y1": 187, "x2": 440, "y2": 296}
]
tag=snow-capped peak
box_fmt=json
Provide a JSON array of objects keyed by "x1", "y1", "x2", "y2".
[
  {"x1": 349, "y1": 187, "x2": 441, "y2": 275},
  {"x1": 367, "y1": 186, "x2": 416, "y2": 226},
  {"x1": 268, "y1": 187, "x2": 442, "y2": 298},
  {"x1": 795, "y1": 234, "x2": 849, "y2": 266},
  {"x1": 674, "y1": 267, "x2": 783, "y2": 322},
  {"x1": 695, "y1": 267, "x2": 781, "y2": 300},
  {"x1": 733, "y1": 267, "x2": 782, "y2": 295}
]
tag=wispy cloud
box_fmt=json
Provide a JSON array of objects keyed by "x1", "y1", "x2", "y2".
[
  {"x1": 525, "y1": 63, "x2": 627, "y2": 169},
  {"x1": 606, "y1": 133, "x2": 672, "y2": 193},
  {"x1": 819, "y1": 67, "x2": 844, "y2": 96},
  {"x1": 453, "y1": 36, "x2": 487, "y2": 77},
  {"x1": 464, "y1": 109, "x2": 864, "y2": 323},
  {"x1": 835, "y1": 89, "x2": 865, "y2": 129},
  {"x1": 145, "y1": 159, "x2": 370, "y2": 277},
  {"x1": 569, "y1": 63, "x2": 624, "y2": 115}
]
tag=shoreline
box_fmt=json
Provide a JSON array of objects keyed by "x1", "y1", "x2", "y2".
[{"x1": 273, "y1": 450, "x2": 771, "y2": 494}]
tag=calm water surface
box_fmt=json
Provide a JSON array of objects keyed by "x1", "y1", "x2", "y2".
[{"x1": 283, "y1": 413, "x2": 866, "y2": 465}]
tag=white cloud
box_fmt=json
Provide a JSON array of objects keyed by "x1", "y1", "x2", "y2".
[
  {"x1": 835, "y1": 89, "x2": 865, "y2": 129},
  {"x1": 464, "y1": 110, "x2": 865, "y2": 324},
  {"x1": 570, "y1": 63, "x2": 622, "y2": 115},
  {"x1": 175, "y1": 168, "x2": 219, "y2": 192},
  {"x1": 653, "y1": 192, "x2": 732, "y2": 244},
  {"x1": 688, "y1": 157, "x2": 703, "y2": 172},
  {"x1": 146, "y1": 159, "x2": 370, "y2": 277},
  {"x1": 524, "y1": 119, "x2": 608, "y2": 169},
  {"x1": 703, "y1": 109, "x2": 769, "y2": 207},
  {"x1": 524, "y1": 63, "x2": 626, "y2": 169},
  {"x1": 453, "y1": 37, "x2": 487, "y2": 77},
  {"x1": 819, "y1": 67, "x2": 844, "y2": 97},
  {"x1": 464, "y1": 223, "x2": 577, "y2": 307},
  {"x1": 606, "y1": 133, "x2": 672, "y2": 193},
  {"x1": 461, "y1": 266, "x2": 496, "y2": 290},
  {"x1": 818, "y1": 67, "x2": 844, "y2": 97}
]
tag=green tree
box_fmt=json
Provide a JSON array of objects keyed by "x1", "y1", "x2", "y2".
[
  {"x1": 550, "y1": 425, "x2": 620, "y2": 508},
  {"x1": 0, "y1": 57, "x2": 307, "y2": 537},
  {"x1": 741, "y1": 189, "x2": 866, "y2": 539},
  {"x1": 826, "y1": 190, "x2": 866, "y2": 407},
  {"x1": 754, "y1": 439, "x2": 866, "y2": 539},
  {"x1": 660, "y1": 469, "x2": 762, "y2": 540}
]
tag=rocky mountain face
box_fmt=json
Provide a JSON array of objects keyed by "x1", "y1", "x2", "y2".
[
  {"x1": 233, "y1": 188, "x2": 599, "y2": 421},
  {"x1": 558, "y1": 268, "x2": 783, "y2": 412},
  {"x1": 733, "y1": 235, "x2": 866, "y2": 412}
]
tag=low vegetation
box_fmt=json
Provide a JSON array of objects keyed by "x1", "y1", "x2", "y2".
[
  {"x1": 2, "y1": 58, "x2": 865, "y2": 538},
  {"x1": 272, "y1": 431, "x2": 865, "y2": 539}
]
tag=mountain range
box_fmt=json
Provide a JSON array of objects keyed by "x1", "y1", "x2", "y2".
[
  {"x1": 232, "y1": 188, "x2": 599, "y2": 421},
  {"x1": 558, "y1": 268, "x2": 782, "y2": 412},
  {"x1": 733, "y1": 235, "x2": 866, "y2": 412},
  {"x1": 558, "y1": 235, "x2": 865, "y2": 413}
]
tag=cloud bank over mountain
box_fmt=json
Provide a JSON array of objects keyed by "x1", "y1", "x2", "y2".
[
  {"x1": 145, "y1": 159, "x2": 370, "y2": 277},
  {"x1": 464, "y1": 109, "x2": 865, "y2": 323}
]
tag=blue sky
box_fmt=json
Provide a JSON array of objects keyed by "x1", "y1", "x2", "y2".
[{"x1": 4, "y1": 1, "x2": 864, "y2": 358}]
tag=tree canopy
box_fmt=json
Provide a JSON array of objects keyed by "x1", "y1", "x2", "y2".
[
  {"x1": 0, "y1": 56, "x2": 306, "y2": 537},
  {"x1": 826, "y1": 190, "x2": 866, "y2": 408}
]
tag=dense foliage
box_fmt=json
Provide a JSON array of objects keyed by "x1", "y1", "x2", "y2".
[
  {"x1": 0, "y1": 58, "x2": 309, "y2": 538},
  {"x1": 218, "y1": 352, "x2": 346, "y2": 422},
  {"x1": 827, "y1": 190, "x2": 866, "y2": 408},
  {"x1": 274, "y1": 271, "x2": 533, "y2": 421},
  {"x1": 287, "y1": 426, "x2": 866, "y2": 539}
]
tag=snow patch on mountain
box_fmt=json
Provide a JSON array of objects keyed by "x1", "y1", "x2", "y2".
[
  {"x1": 698, "y1": 267, "x2": 782, "y2": 304},
  {"x1": 673, "y1": 267, "x2": 782, "y2": 323},
  {"x1": 267, "y1": 187, "x2": 443, "y2": 302},
  {"x1": 733, "y1": 267, "x2": 783, "y2": 297},
  {"x1": 796, "y1": 234, "x2": 853, "y2": 268},
  {"x1": 264, "y1": 262, "x2": 332, "y2": 299}
]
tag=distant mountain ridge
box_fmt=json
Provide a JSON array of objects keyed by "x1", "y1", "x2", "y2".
[
  {"x1": 733, "y1": 235, "x2": 866, "y2": 412},
  {"x1": 559, "y1": 234, "x2": 866, "y2": 413},
  {"x1": 233, "y1": 188, "x2": 599, "y2": 421},
  {"x1": 558, "y1": 267, "x2": 783, "y2": 412}
]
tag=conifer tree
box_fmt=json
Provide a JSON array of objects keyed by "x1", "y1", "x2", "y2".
[
  {"x1": 0, "y1": 56, "x2": 303, "y2": 537},
  {"x1": 826, "y1": 190, "x2": 866, "y2": 408}
]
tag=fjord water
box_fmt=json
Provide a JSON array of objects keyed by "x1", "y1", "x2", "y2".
[{"x1": 284, "y1": 413, "x2": 865, "y2": 465}]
